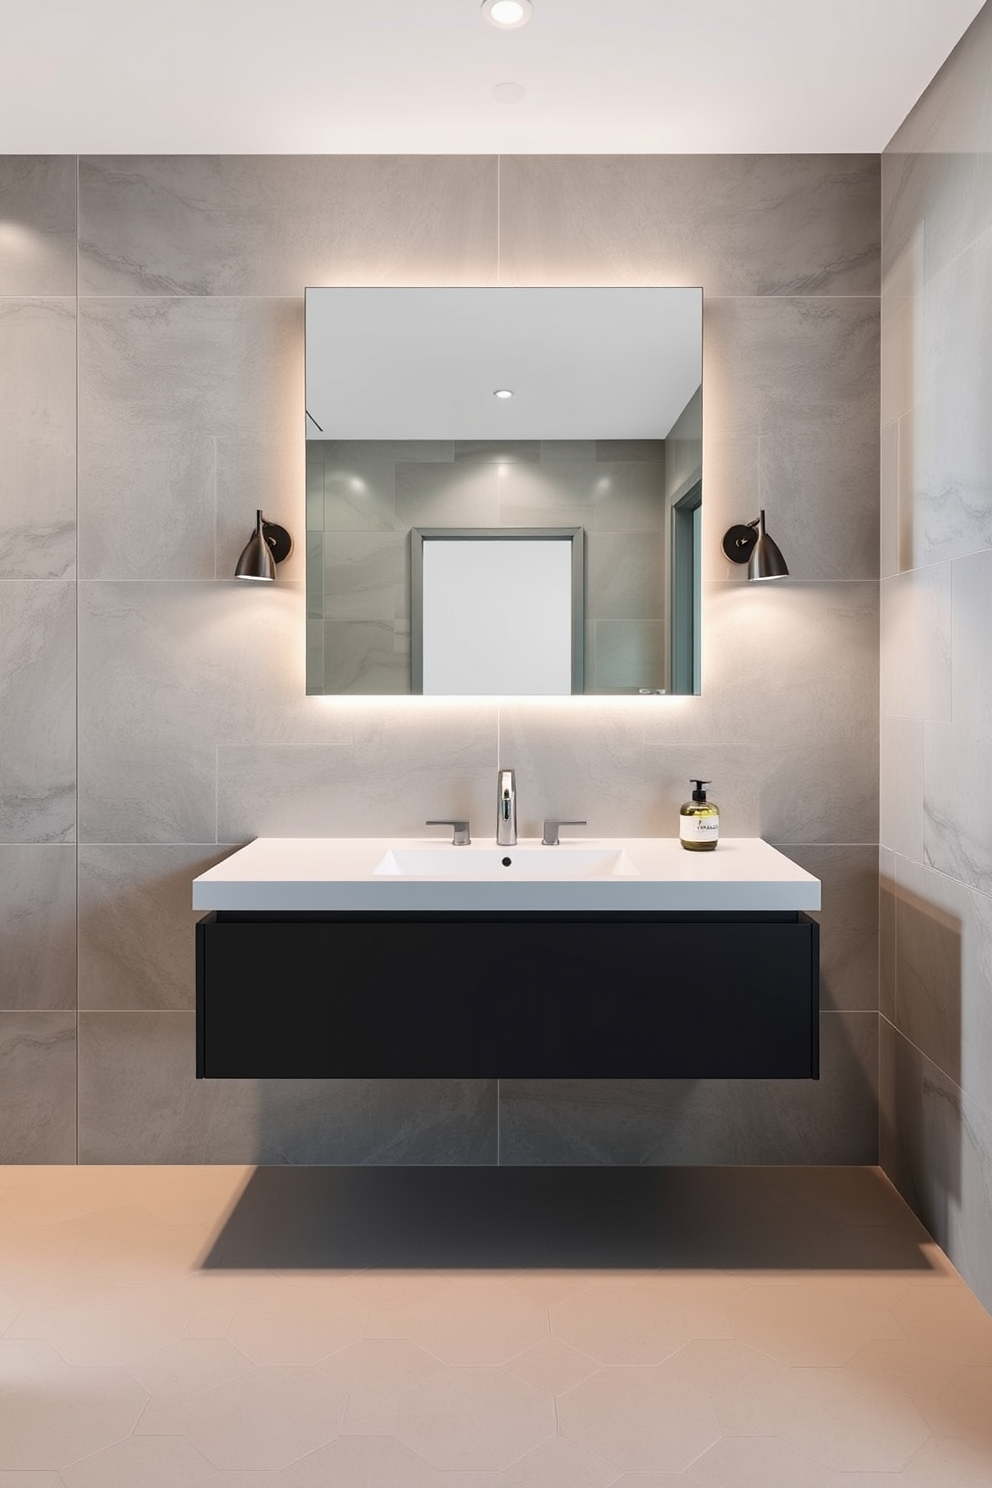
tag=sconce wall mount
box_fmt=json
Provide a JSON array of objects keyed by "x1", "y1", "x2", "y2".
[
  {"x1": 235, "y1": 509, "x2": 293, "y2": 582},
  {"x1": 722, "y1": 510, "x2": 789, "y2": 582}
]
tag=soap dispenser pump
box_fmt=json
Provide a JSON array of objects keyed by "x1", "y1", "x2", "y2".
[{"x1": 680, "y1": 779, "x2": 719, "y2": 851}]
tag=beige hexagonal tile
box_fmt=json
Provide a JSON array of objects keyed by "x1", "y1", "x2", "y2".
[
  {"x1": 503, "y1": 1271, "x2": 593, "y2": 1307},
  {"x1": 0, "y1": 1219, "x2": 76, "y2": 1274},
  {"x1": 367, "y1": 1278, "x2": 549, "y2": 1365},
  {"x1": 0, "y1": 1359, "x2": 147, "y2": 1470},
  {"x1": 726, "y1": 1279, "x2": 905, "y2": 1366},
  {"x1": 669, "y1": 1337, "x2": 790, "y2": 1433},
  {"x1": 892, "y1": 1286, "x2": 992, "y2": 1365},
  {"x1": 279, "y1": 1435, "x2": 502, "y2": 1487},
  {"x1": 685, "y1": 1434, "x2": 848, "y2": 1486},
  {"x1": 0, "y1": 1474, "x2": 64, "y2": 1487},
  {"x1": 0, "y1": 1339, "x2": 68, "y2": 1396},
  {"x1": 842, "y1": 1336, "x2": 963, "y2": 1433},
  {"x1": 394, "y1": 1365, "x2": 554, "y2": 1471},
  {"x1": 506, "y1": 1338, "x2": 600, "y2": 1395},
  {"x1": 331, "y1": 1269, "x2": 452, "y2": 1313},
  {"x1": 551, "y1": 1279, "x2": 699, "y2": 1366},
  {"x1": 128, "y1": 1336, "x2": 254, "y2": 1397},
  {"x1": 740, "y1": 1364, "x2": 930, "y2": 1471},
  {"x1": 932, "y1": 1364, "x2": 992, "y2": 1446},
  {"x1": 502, "y1": 1434, "x2": 619, "y2": 1488},
  {"x1": 59, "y1": 1434, "x2": 218, "y2": 1488},
  {"x1": 71, "y1": 1221, "x2": 213, "y2": 1282},
  {"x1": 847, "y1": 1435, "x2": 992, "y2": 1488},
  {"x1": 137, "y1": 1364, "x2": 346, "y2": 1472},
  {"x1": 20, "y1": 1281, "x2": 195, "y2": 1366},
  {"x1": 317, "y1": 1337, "x2": 446, "y2": 1433},
  {"x1": 223, "y1": 1280, "x2": 367, "y2": 1365},
  {"x1": 557, "y1": 1361, "x2": 720, "y2": 1473}
]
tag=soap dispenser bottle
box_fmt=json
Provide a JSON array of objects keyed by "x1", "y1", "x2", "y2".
[{"x1": 680, "y1": 779, "x2": 719, "y2": 851}]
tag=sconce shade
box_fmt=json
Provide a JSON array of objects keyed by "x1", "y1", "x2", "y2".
[
  {"x1": 722, "y1": 510, "x2": 789, "y2": 582},
  {"x1": 235, "y1": 509, "x2": 292, "y2": 581}
]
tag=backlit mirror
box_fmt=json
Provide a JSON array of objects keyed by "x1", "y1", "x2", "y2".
[{"x1": 305, "y1": 287, "x2": 702, "y2": 696}]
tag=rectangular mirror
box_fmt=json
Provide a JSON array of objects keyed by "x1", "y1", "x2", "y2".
[{"x1": 305, "y1": 287, "x2": 702, "y2": 696}]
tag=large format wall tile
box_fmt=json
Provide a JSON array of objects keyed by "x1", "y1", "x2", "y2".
[
  {"x1": 0, "y1": 581, "x2": 75, "y2": 843},
  {"x1": 78, "y1": 156, "x2": 498, "y2": 296},
  {"x1": 0, "y1": 846, "x2": 75, "y2": 1010},
  {"x1": 78, "y1": 845, "x2": 229, "y2": 1011},
  {"x1": 777, "y1": 844, "x2": 878, "y2": 1012},
  {"x1": 0, "y1": 300, "x2": 76, "y2": 579},
  {"x1": 919, "y1": 1059, "x2": 992, "y2": 1313},
  {"x1": 500, "y1": 156, "x2": 880, "y2": 297},
  {"x1": 78, "y1": 298, "x2": 303, "y2": 582},
  {"x1": 500, "y1": 1012, "x2": 878, "y2": 1166},
  {"x1": 78, "y1": 1012, "x2": 497, "y2": 1164},
  {"x1": 879, "y1": 564, "x2": 951, "y2": 721},
  {"x1": 0, "y1": 1012, "x2": 76, "y2": 1162},
  {"x1": 0, "y1": 157, "x2": 77, "y2": 295}
]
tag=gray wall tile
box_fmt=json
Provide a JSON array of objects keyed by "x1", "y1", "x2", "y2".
[
  {"x1": 500, "y1": 156, "x2": 880, "y2": 296},
  {"x1": 78, "y1": 1011, "x2": 496, "y2": 1164},
  {"x1": 0, "y1": 300, "x2": 76, "y2": 579},
  {"x1": 0, "y1": 846, "x2": 76, "y2": 1010},
  {"x1": 78, "y1": 845, "x2": 229, "y2": 1010},
  {"x1": 0, "y1": 581, "x2": 75, "y2": 844},
  {"x1": 0, "y1": 1012, "x2": 76, "y2": 1162},
  {"x1": 0, "y1": 157, "x2": 77, "y2": 295},
  {"x1": 79, "y1": 156, "x2": 498, "y2": 296},
  {"x1": 499, "y1": 1011, "x2": 878, "y2": 1166},
  {"x1": 777, "y1": 844, "x2": 879, "y2": 1011}
]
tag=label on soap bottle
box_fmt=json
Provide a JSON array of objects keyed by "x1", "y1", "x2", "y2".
[{"x1": 680, "y1": 814, "x2": 719, "y2": 843}]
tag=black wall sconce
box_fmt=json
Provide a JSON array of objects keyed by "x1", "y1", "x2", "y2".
[
  {"x1": 722, "y1": 510, "x2": 789, "y2": 581},
  {"x1": 235, "y1": 510, "x2": 293, "y2": 582}
]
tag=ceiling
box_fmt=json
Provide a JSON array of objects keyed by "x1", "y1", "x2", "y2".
[{"x1": 0, "y1": 0, "x2": 984, "y2": 155}]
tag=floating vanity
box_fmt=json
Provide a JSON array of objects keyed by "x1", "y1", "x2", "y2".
[{"x1": 193, "y1": 837, "x2": 820, "y2": 1082}]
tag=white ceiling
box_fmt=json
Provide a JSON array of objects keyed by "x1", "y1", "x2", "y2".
[{"x1": 0, "y1": 0, "x2": 984, "y2": 155}]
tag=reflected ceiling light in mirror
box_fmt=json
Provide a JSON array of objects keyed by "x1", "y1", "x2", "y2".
[
  {"x1": 481, "y1": 0, "x2": 533, "y2": 28},
  {"x1": 722, "y1": 510, "x2": 789, "y2": 581},
  {"x1": 493, "y1": 388, "x2": 514, "y2": 399},
  {"x1": 235, "y1": 509, "x2": 293, "y2": 582}
]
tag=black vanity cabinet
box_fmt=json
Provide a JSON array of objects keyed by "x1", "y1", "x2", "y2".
[{"x1": 195, "y1": 909, "x2": 819, "y2": 1080}]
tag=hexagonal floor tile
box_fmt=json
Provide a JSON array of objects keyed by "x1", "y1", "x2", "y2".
[
  {"x1": 394, "y1": 1365, "x2": 554, "y2": 1471},
  {"x1": 0, "y1": 1359, "x2": 146, "y2": 1471},
  {"x1": 551, "y1": 1280, "x2": 697, "y2": 1366},
  {"x1": 557, "y1": 1361, "x2": 720, "y2": 1473},
  {"x1": 726, "y1": 1279, "x2": 904, "y2": 1366},
  {"x1": 368, "y1": 1278, "x2": 550, "y2": 1365},
  {"x1": 59, "y1": 1434, "x2": 218, "y2": 1488}
]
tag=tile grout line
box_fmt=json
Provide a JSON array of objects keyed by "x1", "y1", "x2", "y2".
[{"x1": 74, "y1": 152, "x2": 80, "y2": 1167}]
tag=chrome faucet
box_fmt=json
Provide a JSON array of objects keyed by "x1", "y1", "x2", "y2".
[{"x1": 497, "y1": 767, "x2": 517, "y2": 846}]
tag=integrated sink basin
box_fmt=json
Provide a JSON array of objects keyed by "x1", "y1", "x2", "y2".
[
  {"x1": 373, "y1": 845, "x2": 640, "y2": 879},
  {"x1": 192, "y1": 836, "x2": 821, "y2": 913}
]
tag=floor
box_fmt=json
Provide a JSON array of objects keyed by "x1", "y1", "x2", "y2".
[{"x1": 0, "y1": 1166, "x2": 991, "y2": 1487}]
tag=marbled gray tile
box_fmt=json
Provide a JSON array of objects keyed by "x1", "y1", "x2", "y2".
[
  {"x1": 454, "y1": 441, "x2": 540, "y2": 463},
  {"x1": 703, "y1": 296, "x2": 881, "y2": 443},
  {"x1": 880, "y1": 846, "x2": 897, "y2": 1023},
  {"x1": 394, "y1": 460, "x2": 499, "y2": 530},
  {"x1": 923, "y1": 720, "x2": 992, "y2": 895},
  {"x1": 0, "y1": 157, "x2": 77, "y2": 295},
  {"x1": 0, "y1": 300, "x2": 76, "y2": 580},
  {"x1": 79, "y1": 156, "x2": 498, "y2": 295},
  {"x1": 496, "y1": 459, "x2": 604, "y2": 530},
  {"x1": 880, "y1": 223, "x2": 924, "y2": 429},
  {"x1": 758, "y1": 415, "x2": 879, "y2": 583},
  {"x1": 947, "y1": 546, "x2": 992, "y2": 732},
  {"x1": 322, "y1": 455, "x2": 397, "y2": 533},
  {"x1": 758, "y1": 739, "x2": 878, "y2": 846},
  {"x1": 499, "y1": 1011, "x2": 877, "y2": 1165},
  {"x1": 323, "y1": 531, "x2": 406, "y2": 622},
  {"x1": 879, "y1": 564, "x2": 951, "y2": 722},
  {"x1": 78, "y1": 1011, "x2": 496, "y2": 1163},
  {"x1": 918, "y1": 1059, "x2": 992, "y2": 1314},
  {"x1": 322, "y1": 620, "x2": 411, "y2": 695},
  {"x1": 586, "y1": 533, "x2": 664, "y2": 620},
  {"x1": 217, "y1": 700, "x2": 497, "y2": 841},
  {"x1": 0, "y1": 581, "x2": 75, "y2": 844},
  {"x1": 500, "y1": 156, "x2": 880, "y2": 297},
  {"x1": 0, "y1": 846, "x2": 75, "y2": 1010},
  {"x1": 78, "y1": 581, "x2": 352, "y2": 843},
  {"x1": 78, "y1": 297, "x2": 303, "y2": 582},
  {"x1": 0, "y1": 1012, "x2": 76, "y2": 1162},
  {"x1": 776, "y1": 844, "x2": 878, "y2": 1011},
  {"x1": 879, "y1": 1015, "x2": 924, "y2": 1216},
  {"x1": 78, "y1": 845, "x2": 230, "y2": 1011},
  {"x1": 589, "y1": 620, "x2": 667, "y2": 694},
  {"x1": 879, "y1": 715, "x2": 924, "y2": 861}
]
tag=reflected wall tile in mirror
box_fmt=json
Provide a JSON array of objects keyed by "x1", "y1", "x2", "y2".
[
  {"x1": 79, "y1": 297, "x2": 302, "y2": 581},
  {"x1": 0, "y1": 846, "x2": 76, "y2": 1011},
  {"x1": 323, "y1": 458, "x2": 397, "y2": 533},
  {"x1": 0, "y1": 157, "x2": 77, "y2": 296},
  {"x1": 496, "y1": 460, "x2": 601, "y2": 529},
  {"x1": 394, "y1": 460, "x2": 500, "y2": 530},
  {"x1": 322, "y1": 620, "x2": 411, "y2": 695},
  {"x1": 589, "y1": 621, "x2": 666, "y2": 694},
  {"x1": 499, "y1": 155, "x2": 879, "y2": 297},
  {"x1": 775, "y1": 844, "x2": 878, "y2": 1012},
  {"x1": 454, "y1": 441, "x2": 541, "y2": 464},
  {"x1": 0, "y1": 1012, "x2": 76, "y2": 1163},
  {"x1": 322, "y1": 532, "x2": 406, "y2": 623},
  {"x1": 0, "y1": 581, "x2": 75, "y2": 844},
  {"x1": 541, "y1": 441, "x2": 595, "y2": 462},
  {"x1": 586, "y1": 534, "x2": 664, "y2": 620},
  {"x1": 0, "y1": 300, "x2": 76, "y2": 580},
  {"x1": 79, "y1": 156, "x2": 499, "y2": 295},
  {"x1": 78, "y1": 845, "x2": 229, "y2": 1012}
]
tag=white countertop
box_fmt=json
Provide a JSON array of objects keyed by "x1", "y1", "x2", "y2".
[{"x1": 192, "y1": 837, "x2": 821, "y2": 913}]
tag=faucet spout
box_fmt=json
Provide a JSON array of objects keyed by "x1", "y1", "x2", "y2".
[{"x1": 497, "y1": 768, "x2": 517, "y2": 846}]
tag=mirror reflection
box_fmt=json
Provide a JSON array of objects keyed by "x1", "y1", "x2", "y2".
[{"x1": 305, "y1": 288, "x2": 702, "y2": 696}]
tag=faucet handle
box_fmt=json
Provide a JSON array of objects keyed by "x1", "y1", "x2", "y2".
[
  {"x1": 542, "y1": 819, "x2": 587, "y2": 846},
  {"x1": 426, "y1": 819, "x2": 471, "y2": 846}
]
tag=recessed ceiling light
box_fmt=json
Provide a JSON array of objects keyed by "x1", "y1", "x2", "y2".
[
  {"x1": 481, "y1": 0, "x2": 533, "y2": 30},
  {"x1": 493, "y1": 389, "x2": 514, "y2": 399},
  {"x1": 492, "y1": 81, "x2": 526, "y2": 105}
]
